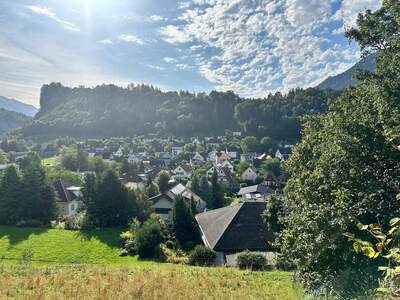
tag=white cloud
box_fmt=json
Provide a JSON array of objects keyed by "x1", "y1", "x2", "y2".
[
  {"x1": 147, "y1": 64, "x2": 165, "y2": 71},
  {"x1": 99, "y1": 39, "x2": 113, "y2": 45},
  {"x1": 27, "y1": 5, "x2": 80, "y2": 32},
  {"x1": 150, "y1": 15, "x2": 166, "y2": 22},
  {"x1": 159, "y1": 0, "x2": 379, "y2": 97},
  {"x1": 334, "y1": 0, "x2": 383, "y2": 29},
  {"x1": 163, "y1": 57, "x2": 177, "y2": 63},
  {"x1": 118, "y1": 34, "x2": 144, "y2": 45},
  {"x1": 176, "y1": 63, "x2": 193, "y2": 70}
]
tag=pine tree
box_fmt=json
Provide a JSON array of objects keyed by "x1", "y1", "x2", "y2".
[
  {"x1": 199, "y1": 175, "x2": 211, "y2": 207},
  {"x1": 158, "y1": 171, "x2": 170, "y2": 193},
  {"x1": 191, "y1": 174, "x2": 201, "y2": 195},
  {"x1": 211, "y1": 169, "x2": 224, "y2": 209},
  {"x1": 0, "y1": 166, "x2": 21, "y2": 224},
  {"x1": 172, "y1": 195, "x2": 199, "y2": 249}
]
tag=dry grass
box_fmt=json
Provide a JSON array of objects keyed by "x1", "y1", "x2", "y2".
[{"x1": 0, "y1": 264, "x2": 305, "y2": 300}]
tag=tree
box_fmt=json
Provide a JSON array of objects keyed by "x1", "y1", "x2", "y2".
[
  {"x1": 86, "y1": 170, "x2": 132, "y2": 227},
  {"x1": 260, "y1": 137, "x2": 277, "y2": 154},
  {"x1": 211, "y1": 169, "x2": 224, "y2": 209},
  {"x1": 158, "y1": 171, "x2": 170, "y2": 194},
  {"x1": 20, "y1": 164, "x2": 56, "y2": 224},
  {"x1": 199, "y1": 176, "x2": 211, "y2": 207},
  {"x1": 190, "y1": 173, "x2": 201, "y2": 195},
  {"x1": 240, "y1": 136, "x2": 259, "y2": 153},
  {"x1": 172, "y1": 196, "x2": 200, "y2": 249},
  {"x1": 261, "y1": 158, "x2": 282, "y2": 177},
  {"x1": 0, "y1": 166, "x2": 21, "y2": 224},
  {"x1": 278, "y1": 2, "x2": 400, "y2": 297},
  {"x1": 135, "y1": 219, "x2": 164, "y2": 258},
  {"x1": 146, "y1": 182, "x2": 159, "y2": 198}
]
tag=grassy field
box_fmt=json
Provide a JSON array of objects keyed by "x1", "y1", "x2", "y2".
[
  {"x1": 41, "y1": 156, "x2": 60, "y2": 167},
  {"x1": 0, "y1": 226, "x2": 307, "y2": 299}
]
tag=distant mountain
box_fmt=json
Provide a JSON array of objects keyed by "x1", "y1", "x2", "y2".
[
  {"x1": 0, "y1": 96, "x2": 38, "y2": 117},
  {"x1": 0, "y1": 108, "x2": 31, "y2": 135},
  {"x1": 317, "y1": 53, "x2": 377, "y2": 91}
]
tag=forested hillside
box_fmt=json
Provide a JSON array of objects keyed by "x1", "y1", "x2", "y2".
[
  {"x1": 317, "y1": 53, "x2": 377, "y2": 90},
  {"x1": 21, "y1": 83, "x2": 339, "y2": 140},
  {"x1": 0, "y1": 108, "x2": 30, "y2": 135}
]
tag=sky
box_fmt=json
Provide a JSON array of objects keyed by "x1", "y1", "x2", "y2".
[{"x1": 0, "y1": 0, "x2": 382, "y2": 107}]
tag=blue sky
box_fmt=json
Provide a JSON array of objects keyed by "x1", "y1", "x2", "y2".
[{"x1": 0, "y1": 0, "x2": 382, "y2": 107}]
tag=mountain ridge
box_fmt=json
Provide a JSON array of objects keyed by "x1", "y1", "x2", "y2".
[{"x1": 0, "y1": 96, "x2": 38, "y2": 117}]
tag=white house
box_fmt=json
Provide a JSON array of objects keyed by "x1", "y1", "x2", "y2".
[
  {"x1": 191, "y1": 152, "x2": 205, "y2": 165},
  {"x1": 232, "y1": 131, "x2": 242, "y2": 137},
  {"x1": 206, "y1": 166, "x2": 225, "y2": 178},
  {"x1": 151, "y1": 183, "x2": 206, "y2": 220},
  {"x1": 241, "y1": 167, "x2": 258, "y2": 182},
  {"x1": 173, "y1": 165, "x2": 192, "y2": 178},
  {"x1": 114, "y1": 146, "x2": 124, "y2": 158},
  {"x1": 127, "y1": 154, "x2": 140, "y2": 164},
  {"x1": 275, "y1": 147, "x2": 293, "y2": 161},
  {"x1": 172, "y1": 146, "x2": 184, "y2": 157},
  {"x1": 54, "y1": 180, "x2": 83, "y2": 217},
  {"x1": 208, "y1": 150, "x2": 218, "y2": 162}
]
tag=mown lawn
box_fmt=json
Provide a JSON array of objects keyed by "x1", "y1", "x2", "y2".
[
  {"x1": 0, "y1": 226, "x2": 307, "y2": 299},
  {"x1": 0, "y1": 226, "x2": 138, "y2": 265}
]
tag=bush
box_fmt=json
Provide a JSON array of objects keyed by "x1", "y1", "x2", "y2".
[
  {"x1": 61, "y1": 212, "x2": 93, "y2": 230},
  {"x1": 16, "y1": 219, "x2": 43, "y2": 227},
  {"x1": 135, "y1": 221, "x2": 164, "y2": 259},
  {"x1": 159, "y1": 244, "x2": 188, "y2": 265},
  {"x1": 188, "y1": 245, "x2": 215, "y2": 266},
  {"x1": 237, "y1": 251, "x2": 268, "y2": 271},
  {"x1": 123, "y1": 238, "x2": 136, "y2": 256}
]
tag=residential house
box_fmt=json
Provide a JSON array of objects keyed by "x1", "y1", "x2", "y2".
[
  {"x1": 159, "y1": 152, "x2": 174, "y2": 166},
  {"x1": 232, "y1": 131, "x2": 242, "y2": 137},
  {"x1": 240, "y1": 152, "x2": 260, "y2": 164},
  {"x1": 217, "y1": 160, "x2": 234, "y2": 173},
  {"x1": 121, "y1": 174, "x2": 146, "y2": 191},
  {"x1": 237, "y1": 184, "x2": 274, "y2": 201},
  {"x1": 127, "y1": 154, "x2": 140, "y2": 164},
  {"x1": 215, "y1": 151, "x2": 230, "y2": 164},
  {"x1": 207, "y1": 166, "x2": 225, "y2": 178},
  {"x1": 219, "y1": 167, "x2": 240, "y2": 190},
  {"x1": 171, "y1": 146, "x2": 184, "y2": 157},
  {"x1": 195, "y1": 201, "x2": 275, "y2": 265},
  {"x1": 191, "y1": 152, "x2": 205, "y2": 165},
  {"x1": 225, "y1": 147, "x2": 239, "y2": 160},
  {"x1": 150, "y1": 183, "x2": 207, "y2": 220},
  {"x1": 173, "y1": 165, "x2": 192, "y2": 178},
  {"x1": 275, "y1": 147, "x2": 293, "y2": 161},
  {"x1": 209, "y1": 137, "x2": 221, "y2": 148},
  {"x1": 54, "y1": 180, "x2": 83, "y2": 217},
  {"x1": 241, "y1": 167, "x2": 258, "y2": 182},
  {"x1": 113, "y1": 146, "x2": 124, "y2": 158},
  {"x1": 207, "y1": 150, "x2": 218, "y2": 162},
  {"x1": 264, "y1": 172, "x2": 279, "y2": 188}
]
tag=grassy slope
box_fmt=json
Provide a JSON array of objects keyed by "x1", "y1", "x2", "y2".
[
  {"x1": 41, "y1": 156, "x2": 60, "y2": 167},
  {"x1": 0, "y1": 226, "x2": 306, "y2": 299},
  {"x1": 0, "y1": 226, "x2": 138, "y2": 265}
]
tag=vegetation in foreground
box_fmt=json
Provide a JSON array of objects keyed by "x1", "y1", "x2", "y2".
[
  {"x1": 0, "y1": 264, "x2": 304, "y2": 300},
  {"x1": 0, "y1": 226, "x2": 304, "y2": 299}
]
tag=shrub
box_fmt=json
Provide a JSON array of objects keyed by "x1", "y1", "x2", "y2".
[
  {"x1": 159, "y1": 244, "x2": 188, "y2": 265},
  {"x1": 16, "y1": 219, "x2": 43, "y2": 228},
  {"x1": 188, "y1": 245, "x2": 215, "y2": 266},
  {"x1": 123, "y1": 238, "x2": 136, "y2": 256},
  {"x1": 61, "y1": 212, "x2": 93, "y2": 230},
  {"x1": 135, "y1": 221, "x2": 164, "y2": 259},
  {"x1": 237, "y1": 251, "x2": 268, "y2": 271}
]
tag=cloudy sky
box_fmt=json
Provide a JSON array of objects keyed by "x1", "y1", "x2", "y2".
[{"x1": 0, "y1": 0, "x2": 382, "y2": 107}]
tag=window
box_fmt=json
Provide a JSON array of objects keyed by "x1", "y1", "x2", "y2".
[{"x1": 155, "y1": 208, "x2": 171, "y2": 214}]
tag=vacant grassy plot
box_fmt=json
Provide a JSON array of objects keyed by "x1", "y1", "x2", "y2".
[
  {"x1": 0, "y1": 264, "x2": 305, "y2": 300},
  {"x1": 0, "y1": 226, "x2": 307, "y2": 299}
]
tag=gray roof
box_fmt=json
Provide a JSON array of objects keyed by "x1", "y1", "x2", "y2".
[
  {"x1": 237, "y1": 184, "x2": 271, "y2": 196},
  {"x1": 195, "y1": 202, "x2": 275, "y2": 252},
  {"x1": 195, "y1": 204, "x2": 243, "y2": 249}
]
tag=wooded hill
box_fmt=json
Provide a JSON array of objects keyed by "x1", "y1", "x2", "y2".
[
  {"x1": 21, "y1": 83, "x2": 340, "y2": 140},
  {"x1": 0, "y1": 108, "x2": 31, "y2": 136}
]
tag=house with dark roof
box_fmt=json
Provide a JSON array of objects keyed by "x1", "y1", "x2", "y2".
[
  {"x1": 195, "y1": 201, "x2": 275, "y2": 265},
  {"x1": 275, "y1": 146, "x2": 293, "y2": 161},
  {"x1": 150, "y1": 183, "x2": 206, "y2": 220},
  {"x1": 54, "y1": 180, "x2": 83, "y2": 217},
  {"x1": 173, "y1": 164, "x2": 192, "y2": 178}
]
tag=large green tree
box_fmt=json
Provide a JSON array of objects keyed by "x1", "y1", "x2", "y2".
[
  {"x1": 279, "y1": 1, "x2": 400, "y2": 297},
  {"x1": 0, "y1": 166, "x2": 21, "y2": 224}
]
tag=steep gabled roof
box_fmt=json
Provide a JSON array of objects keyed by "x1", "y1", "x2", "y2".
[
  {"x1": 237, "y1": 184, "x2": 271, "y2": 196},
  {"x1": 195, "y1": 202, "x2": 274, "y2": 252},
  {"x1": 195, "y1": 204, "x2": 243, "y2": 249}
]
